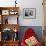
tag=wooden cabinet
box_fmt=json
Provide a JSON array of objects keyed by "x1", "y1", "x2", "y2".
[{"x1": 0, "y1": 7, "x2": 19, "y2": 46}]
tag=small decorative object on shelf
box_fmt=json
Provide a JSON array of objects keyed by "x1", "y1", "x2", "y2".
[{"x1": 9, "y1": 9, "x2": 18, "y2": 15}]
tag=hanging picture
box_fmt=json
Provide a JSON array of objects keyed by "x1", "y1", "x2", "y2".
[{"x1": 23, "y1": 8, "x2": 36, "y2": 19}]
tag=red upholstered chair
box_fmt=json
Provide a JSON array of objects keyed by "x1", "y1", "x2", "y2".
[{"x1": 21, "y1": 28, "x2": 41, "y2": 46}]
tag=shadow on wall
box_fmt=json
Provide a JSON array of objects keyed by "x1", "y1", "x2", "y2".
[{"x1": 18, "y1": 26, "x2": 44, "y2": 44}]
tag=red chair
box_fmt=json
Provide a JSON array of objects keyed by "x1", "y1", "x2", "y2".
[{"x1": 21, "y1": 28, "x2": 41, "y2": 46}]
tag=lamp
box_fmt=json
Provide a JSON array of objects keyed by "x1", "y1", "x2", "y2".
[
  {"x1": 14, "y1": 28, "x2": 17, "y2": 32},
  {"x1": 13, "y1": 28, "x2": 18, "y2": 41},
  {"x1": 15, "y1": 0, "x2": 17, "y2": 7}
]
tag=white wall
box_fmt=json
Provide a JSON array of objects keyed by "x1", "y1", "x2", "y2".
[
  {"x1": 18, "y1": 0, "x2": 44, "y2": 26},
  {"x1": 0, "y1": 0, "x2": 44, "y2": 26},
  {"x1": 0, "y1": 0, "x2": 15, "y2": 7}
]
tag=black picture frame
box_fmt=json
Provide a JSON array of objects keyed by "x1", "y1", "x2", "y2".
[{"x1": 23, "y1": 8, "x2": 36, "y2": 19}]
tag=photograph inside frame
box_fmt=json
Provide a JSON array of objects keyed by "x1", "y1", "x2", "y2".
[{"x1": 23, "y1": 8, "x2": 36, "y2": 19}]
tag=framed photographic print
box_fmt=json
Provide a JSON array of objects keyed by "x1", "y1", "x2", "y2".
[
  {"x1": 23, "y1": 8, "x2": 36, "y2": 19},
  {"x1": 2, "y1": 10, "x2": 9, "y2": 15}
]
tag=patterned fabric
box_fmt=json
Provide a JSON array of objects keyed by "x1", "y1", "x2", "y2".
[{"x1": 21, "y1": 28, "x2": 41, "y2": 46}]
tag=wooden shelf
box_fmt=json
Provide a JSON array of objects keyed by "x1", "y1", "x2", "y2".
[
  {"x1": 2, "y1": 40, "x2": 19, "y2": 42},
  {"x1": 0, "y1": 40, "x2": 19, "y2": 46},
  {"x1": 0, "y1": 7, "x2": 19, "y2": 10},
  {"x1": 0, "y1": 24, "x2": 19, "y2": 32},
  {"x1": 0, "y1": 7, "x2": 19, "y2": 46}
]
